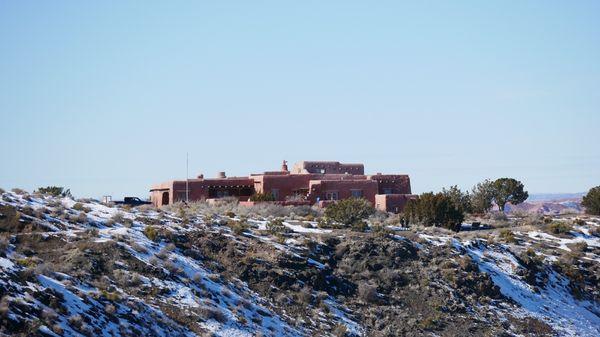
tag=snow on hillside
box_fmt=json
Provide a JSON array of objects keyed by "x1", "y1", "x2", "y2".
[
  {"x1": 461, "y1": 240, "x2": 600, "y2": 337},
  {"x1": 0, "y1": 192, "x2": 309, "y2": 336},
  {"x1": 1, "y1": 190, "x2": 600, "y2": 336}
]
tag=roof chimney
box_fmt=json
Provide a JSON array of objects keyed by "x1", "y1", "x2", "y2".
[
  {"x1": 217, "y1": 171, "x2": 226, "y2": 179},
  {"x1": 197, "y1": 173, "x2": 204, "y2": 179},
  {"x1": 281, "y1": 160, "x2": 289, "y2": 172}
]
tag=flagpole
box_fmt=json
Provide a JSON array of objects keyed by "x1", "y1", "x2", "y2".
[{"x1": 186, "y1": 152, "x2": 189, "y2": 203}]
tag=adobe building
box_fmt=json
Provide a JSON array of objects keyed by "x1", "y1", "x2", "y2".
[{"x1": 150, "y1": 160, "x2": 416, "y2": 213}]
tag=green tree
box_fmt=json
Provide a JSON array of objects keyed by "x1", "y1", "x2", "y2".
[
  {"x1": 324, "y1": 198, "x2": 375, "y2": 227},
  {"x1": 470, "y1": 179, "x2": 494, "y2": 214},
  {"x1": 36, "y1": 186, "x2": 72, "y2": 198},
  {"x1": 491, "y1": 178, "x2": 528, "y2": 213},
  {"x1": 582, "y1": 186, "x2": 600, "y2": 215},
  {"x1": 404, "y1": 192, "x2": 464, "y2": 232},
  {"x1": 442, "y1": 185, "x2": 472, "y2": 214}
]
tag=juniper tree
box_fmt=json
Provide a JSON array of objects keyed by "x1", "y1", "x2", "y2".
[
  {"x1": 491, "y1": 178, "x2": 528, "y2": 213},
  {"x1": 582, "y1": 186, "x2": 600, "y2": 215}
]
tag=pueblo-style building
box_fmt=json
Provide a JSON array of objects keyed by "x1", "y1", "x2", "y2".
[{"x1": 150, "y1": 161, "x2": 416, "y2": 213}]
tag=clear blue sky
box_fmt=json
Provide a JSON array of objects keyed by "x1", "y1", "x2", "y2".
[{"x1": 1, "y1": 1, "x2": 599, "y2": 199}]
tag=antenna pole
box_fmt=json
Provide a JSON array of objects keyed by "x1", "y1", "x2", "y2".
[{"x1": 186, "y1": 152, "x2": 189, "y2": 203}]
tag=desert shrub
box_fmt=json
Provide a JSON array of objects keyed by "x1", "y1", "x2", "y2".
[
  {"x1": 0, "y1": 236, "x2": 9, "y2": 254},
  {"x1": 419, "y1": 313, "x2": 442, "y2": 330},
  {"x1": 228, "y1": 220, "x2": 249, "y2": 235},
  {"x1": 521, "y1": 214, "x2": 543, "y2": 227},
  {"x1": 333, "y1": 324, "x2": 348, "y2": 337},
  {"x1": 225, "y1": 211, "x2": 236, "y2": 218},
  {"x1": 17, "y1": 267, "x2": 36, "y2": 282},
  {"x1": 582, "y1": 186, "x2": 600, "y2": 215},
  {"x1": 317, "y1": 217, "x2": 335, "y2": 229},
  {"x1": 101, "y1": 290, "x2": 121, "y2": 301},
  {"x1": 157, "y1": 243, "x2": 176, "y2": 259},
  {"x1": 498, "y1": 229, "x2": 517, "y2": 243},
  {"x1": 491, "y1": 212, "x2": 508, "y2": 221},
  {"x1": 0, "y1": 206, "x2": 25, "y2": 233},
  {"x1": 109, "y1": 212, "x2": 132, "y2": 227},
  {"x1": 301, "y1": 221, "x2": 313, "y2": 228},
  {"x1": 591, "y1": 226, "x2": 600, "y2": 237},
  {"x1": 74, "y1": 212, "x2": 88, "y2": 223},
  {"x1": 266, "y1": 218, "x2": 291, "y2": 234},
  {"x1": 351, "y1": 221, "x2": 368, "y2": 232},
  {"x1": 324, "y1": 198, "x2": 375, "y2": 227},
  {"x1": 404, "y1": 192, "x2": 464, "y2": 231},
  {"x1": 547, "y1": 222, "x2": 572, "y2": 235},
  {"x1": 105, "y1": 304, "x2": 116, "y2": 315},
  {"x1": 11, "y1": 188, "x2": 27, "y2": 195},
  {"x1": 137, "y1": 216, "x2": 161, "y2": 227},
  {"x1": 202, "y1": 214, "x2": 215, "y2": 225},
  {"x1": 207, "y1": 273, "x2": 221, "y2": 282},
  {"x1": 192, "y1": 273, "x2": 203, "y2": 283},
  {"x1": 84, "y1": 227, "x2": 99, "y2": 237},
  {"x1": 36, "y1": 186, "x2": 72, "y2": 198},
  {"x1": 68, "y1": 314, "x2": 83, "y2": 329},
  {"x1": 149, "y1": 256, "x2": 160, "y2": 266},
  {"x1": 17, "y1": 257, "x2": 38, "y2": 268},
  {"x1": 553, "y1": 260, "x2": 585, "y2": 298},
  {"x1": 72, "y1": 203, "x2": 85, "y2": 211},
  {"x1": 164, "y1": 259, "x2": 183, "y2": 275},
  {"x1": 34, "y1": 263, "x2": 53, "y2": 277},
  {"x1": 357, "y1": 283, "x2": 378, "y2": 303},
  {"x1": 567, "y1": 241, "x2": 588, "y2": 253},
  {"x1": 20, "y1": 205, "x2": 35, "y2": 217},
  {"x1": 198, "y1": 306, "x2": 228, "y2": 323},
  {"x1": 517, "y1": 248, "x2": 547, "y2": 286},
  {"x1": 131, "y1": 242, "x2": 148, "y2": 254},
  {"x1": 51, "y1": 324, "x2": 64, "y2": 335},
  {"x1": 249, "y1": 192, "x2": 276, "y2": 202},
  {"x1": 144, "y1": 226, "x2": 159, "y2": 241},
  {"x1": 296, "y1": 287, "x2": 313, "y2": 305}
]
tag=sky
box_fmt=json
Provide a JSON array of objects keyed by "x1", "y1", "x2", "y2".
[{"x1": 1, "y1": 1, "x2": 599, "y2": 199}]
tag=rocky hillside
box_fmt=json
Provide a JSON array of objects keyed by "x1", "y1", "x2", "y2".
[{"x1": 1, "y1": 190, "x2": 599, "y2": 336}]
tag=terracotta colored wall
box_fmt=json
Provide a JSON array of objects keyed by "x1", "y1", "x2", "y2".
[
  {"x1": 254, "y1": 174, "x2": 313, "y2": 201},
  {"x1": 369, "y1": 174, "x2": 411, "y2": 194},
  {"x1": 167, "y1": 178, "x2": 255, "y2": 203},
  {"x1": 308, "y1": 180, "x2": 378, "y2": 204},
  {"x1": 374, "y1": 194, "x2": 417, "y2": 213},
  {"x1": 292, "y1": 161, "x2": 364, "y2": 175}
]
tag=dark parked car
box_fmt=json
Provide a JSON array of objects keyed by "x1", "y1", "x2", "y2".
[{"x1": 115, "y1": 197, "x2": 152, "y2": 207}]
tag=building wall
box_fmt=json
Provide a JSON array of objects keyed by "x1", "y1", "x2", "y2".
[
  {"x1": 151, "y1": 177, "x2": 255, "y2": 206},
  {"x1": 291, "y1": 161, "x2": 364, "y2": 175},
  {"x1": 374, "y1": 194, "x2": 418, "y2": 213},
  {"x1": 368, "y1": 174, "x2": 411, "y2": 194},
  {"x1": 253, "y1": 174, "x2": 312, "y2": 201},
  {"x1": 308, "y1": 179, "x2": 379, "y2": 204}
]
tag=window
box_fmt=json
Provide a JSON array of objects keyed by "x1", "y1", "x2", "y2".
[
  {"x1": 351, "y1": 190, "x2": 363, "y2": 198},
  {"x1": 271, "y1": 189, "x2": 279, "y2": 200},
  {"x1": 325, "y1": 191, "x2": 338, "y2": 200},
  {"x1": 383, "y1": 188, "x2": 393, "y2": 194},
  {"x1": 216, "y1": 190, "x2": 230, "y2": 198}
]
